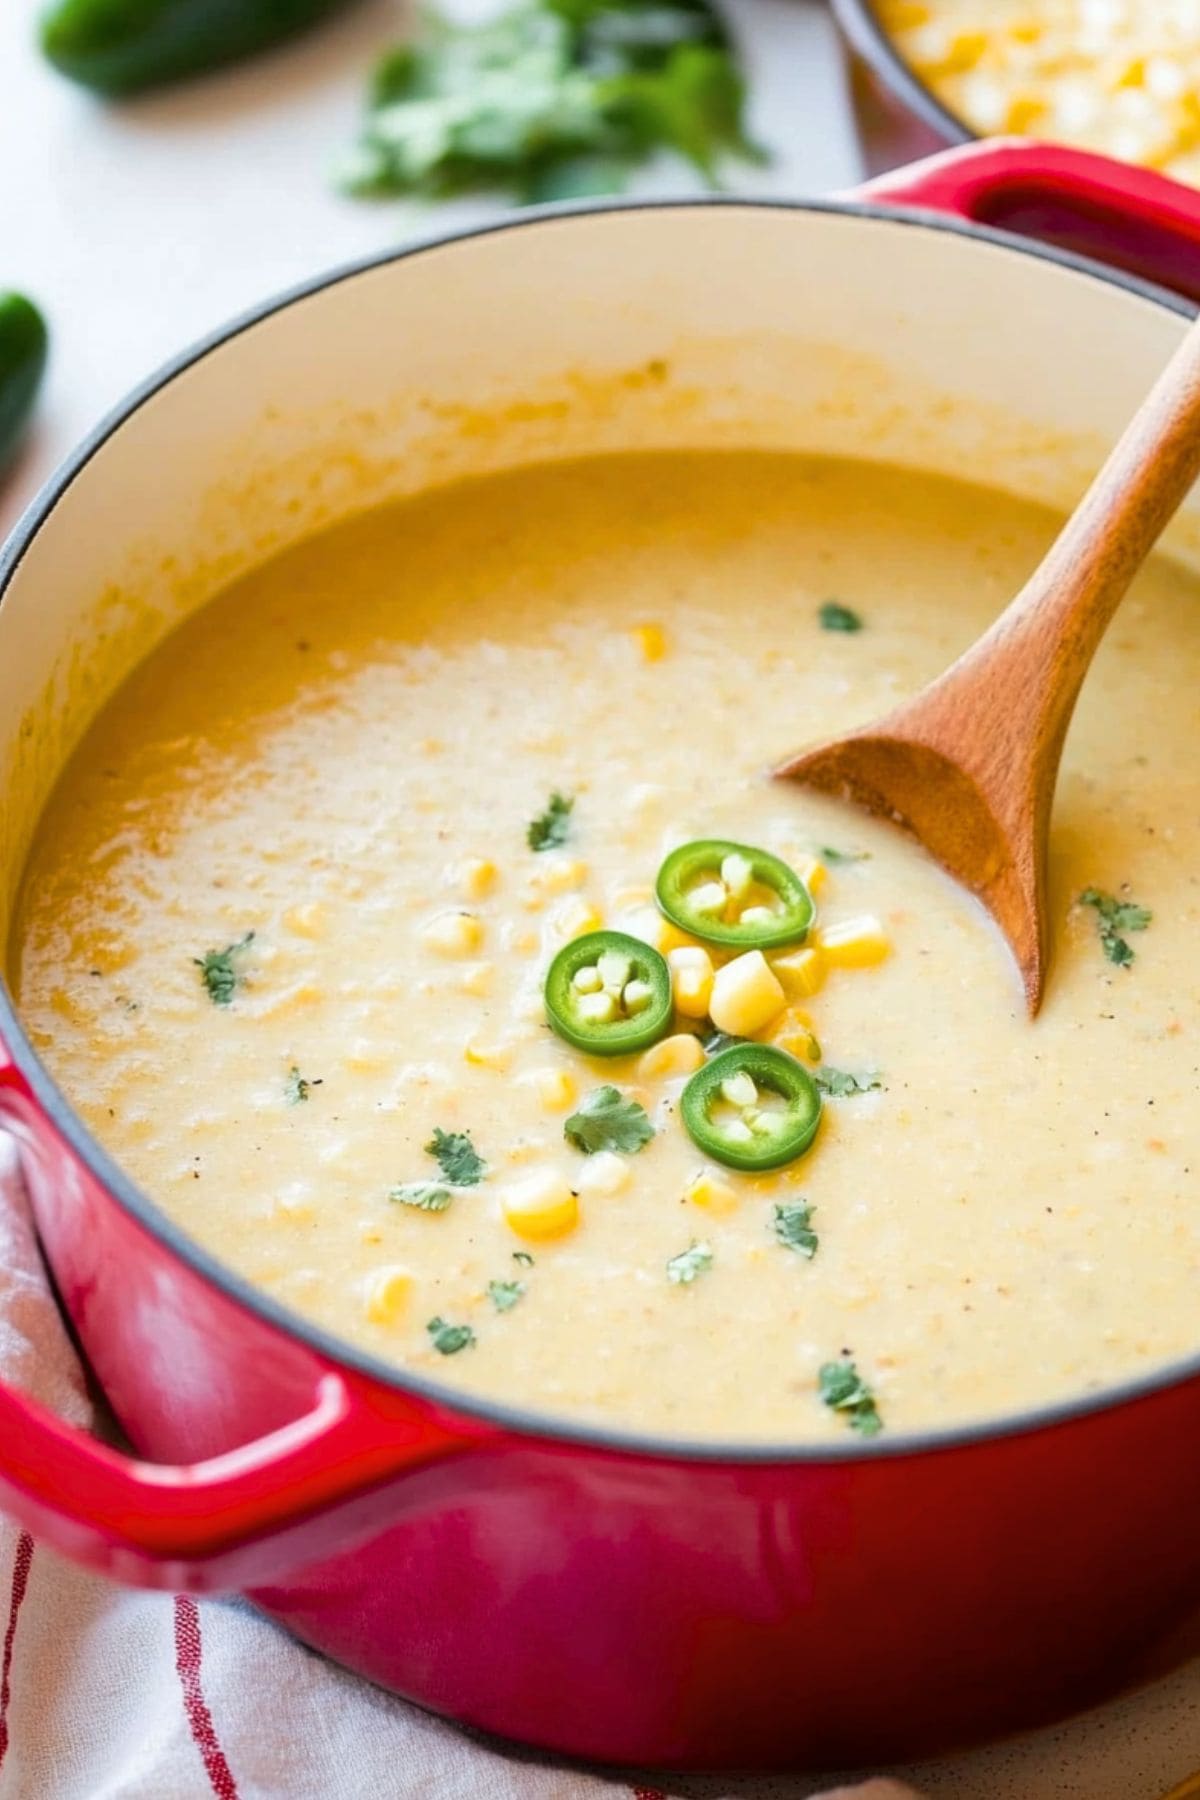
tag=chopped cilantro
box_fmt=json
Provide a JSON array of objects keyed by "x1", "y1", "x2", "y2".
[
  {"x1": 814, "y1": 1067, "x2": 883, "y2": 1098},
  {"x1": 285, "y1": 1066, "x2": 320, "y2": 1106},
  {"x1": 773, "y1": 1200, "x2": 818, "y2": 1259},
  {"x1": 820, "y1": 845, "x2": 870, "y2": 865},
  {"x1": 818, "y1": 600, "x2": 863, "y2": 633},
  {"x1": 425, "y1": 1127, "x2": 486, "y2": 1185},
  {"x1": 513, "y1": 1250, "x2": 535, "y2": 1267},
  {"x1": 564, "y1": 1085, "x2": 654, "y2": 1154},
  {"x1": 819, "y1": 1359, "x2": 882, "y2": 1436},
  {"x1": 667, "y1": 1240, "x2": 713, "y2": 1285},
  {"x1": 194, "y1": 932, "x2": 254, "y2": 1007},
  {"x1": 390, "y1": 1183, "x2": 454, "y2": 1212},
  {"x1": 488, "y1": 1279, "x2": 526, "y2": 1312},
  {"x1": 1079, "y1": 887, "x2": 1152, "y2": 968},
  {"x1": 527, "y1": 790, "x2": 574, "y2": 852},
  {"x1": 339, "y1": 0, "x2": 762, "y2": 209},
  {"x1": 427, "y1": 1316, "x2": 476, "y2": 1355}
]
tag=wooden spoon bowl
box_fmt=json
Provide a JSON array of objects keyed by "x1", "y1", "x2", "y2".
[{"x1": 777, "y1": 311, "x2": 1200, "y2": 1014}]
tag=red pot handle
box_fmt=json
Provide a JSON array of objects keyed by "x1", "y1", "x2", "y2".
[
  {"x1": 854, "y1": 138, "x2": 1200, "y2": 307},
  {"x1": 0, "y1": 1061, "x2": 489, "y2": 1591},
  {"x1": 0, "y1": 1360, "x2": 486, "y2": 1593}
]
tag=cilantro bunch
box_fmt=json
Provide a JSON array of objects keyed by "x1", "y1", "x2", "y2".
[{"x1": 339, "y1": 0, "x2": 763, "y2": 204}]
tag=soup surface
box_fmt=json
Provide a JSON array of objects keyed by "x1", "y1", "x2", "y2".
[{"x1": 13, "y1": 452, "x2": 1200, "y2": 1441}]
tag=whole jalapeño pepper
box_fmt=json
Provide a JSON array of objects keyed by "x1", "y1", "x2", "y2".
[
  {"x1": 0, "y1": 294, "x2": 49, "y2": 475},
  {"x1": 40, "y1": 0, "x2": 360, "y2": 97}
]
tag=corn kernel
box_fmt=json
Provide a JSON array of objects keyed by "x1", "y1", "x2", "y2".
[
  {"x1": 459, "y1": 961, "x2": 495, "y2": 997},
  {"x1": 611, "y1": 883, "x2": 653, "y2": 912},
  {"x1": 534, "y1": 855, "x2": 588, "y2": 896},
  {"x1": 632, "y1": 622, "x2": 667, "y2": 662},
  {"x1": 576, "y1": 1151, "x2": 631, "y2": 1196},
  {"x1": 464, "y1": 1036, "x2": 517, "y2": 1072},
  {"x1": 459, "y1": 858, "x2": 498, "y2": 900},
  {"x1": 422, "y1": 911, "x2": 484, "y2": 956},
  {"x1": 792, "y1": 854, "x2": 828, "y2": 898},
  {"x1": 364, "y1": 1265, "x2": 413, "y2": 1326},
  {"x1": 771, "y1": 1008, "x2": 822, "y2": 1064},
  {"x1": 283, "y1": 902, "x2": 328, "y2": 939},
  {"x1": 709, "y1": 950, "x2": 785, "y2": 1036},
  {"x1": 638, "y1": 1032, "x2": 706, "y2": 1081},
  {"x1": 685, "y1": 1169, "x2": 739, "y2": 1216},
  {"x1": 772, "y1": 946, "x2": 826, "y2": 998},
  {"x1": 501, "y1": 1170, "x2": 580, "y2": 1240},
  {"x1": 525, "y1": 1066, "x2": 578, "y2": 1112},
  {"x1": 818, "y1": 916, "x2": 891, "y2": 969},
  {"x1": 668, "y1": 945, "x2": 714, "y2": 1019},
  {"x1": 550, "y1": 896, "x2": 602, "y2": 941}
]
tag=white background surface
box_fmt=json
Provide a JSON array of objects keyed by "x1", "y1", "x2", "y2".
[{"x1": 1, "y1": 2, "x2": 1199, "y2": 1795}]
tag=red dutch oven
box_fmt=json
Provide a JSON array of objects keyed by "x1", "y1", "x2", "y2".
[{"x1": 1, "y1": 142, "x2": 1200, "y2": 1774}]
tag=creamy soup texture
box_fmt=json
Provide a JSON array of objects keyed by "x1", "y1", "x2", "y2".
[{"x1": 13, "y1": 452, "x2": 1200, "y2": 1441}]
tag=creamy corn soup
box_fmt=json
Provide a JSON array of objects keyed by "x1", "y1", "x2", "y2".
[
  {"x1": 12, "y1": 451, "x2": 1200, "y2": 1441},
  {"x1": 878, "y1": 0, "x2": 1200, "y2": 185}
]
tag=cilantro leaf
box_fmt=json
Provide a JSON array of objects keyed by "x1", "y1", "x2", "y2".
[
  {"x1": 773, "y1": 1200, "x2": 818, "y2": 1259},
  {"x1": 527, "y1": 790, "x2": 574, "y2": 852},
  {"x1": 818, "y1": 600, "x2": 863, "y2": 633},
  {"x1": 339, "y1": 0, "x2": 762, "y2": 209},
  {"x1": 820, "y1": 845, "x2": 870, "y2": 865},
  {"x1": 818, "y1": 1359, "x2": 882, "y2": 1436},
  {"x1": 814, "y1": 1067, "x2": 883, "y2": 1099},
  {"x1": 667, "y1": 1239, "x2": 713, "y2": 1285},
  {"x1": 564, "y1": 1085, "x2": 654, "y2": 1154},
  {"x1": 426, "y1": 1128, "x2": 486, "y2": 1185},
  {"x1": 390, "y1": 1182, "x2": 454, "y2": 1212},
  {"x1": 513, "y1": 1250, "x2": 535, "y2": 1266},
  {"x1": 1079, "y1": 887, "x2": 1152, "y2": 968},
  {"x1": 488, "y1": 1278, "x2": 526, "y2": 1312},
  {"x1": 194, "y1": 932, "x2": 254, "y2": 1007},
  {"x1": 285, "y1": 1066, "x2": 320, "y2": 1105},
  {"x1": 427, "y1": 1316, "x2": 476, "y2": 1354}
]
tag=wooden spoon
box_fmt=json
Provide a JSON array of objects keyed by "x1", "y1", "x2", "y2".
[{"x1": 775, "y1": 312, "x2": 1200, "y2": 1016}]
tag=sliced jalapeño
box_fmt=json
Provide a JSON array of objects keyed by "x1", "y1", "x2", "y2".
[
  {"x1": 656, "y1": 839, "x2": 814, "y2": 950},
  {"x1": 681, "y1": 1043, "x2": 822, "y2": 1171},
  {"x1": 544, "y1": 930, "x2": 673, "y2": 1056}
]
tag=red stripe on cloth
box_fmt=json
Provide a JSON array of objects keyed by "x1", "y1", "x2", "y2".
[
  {"x1": 0, "y1": 1532, "x2": 34, "y2": 1772},
  {"x1": 174, "y1": 1595, "x2": 240, "y2": 1800}
]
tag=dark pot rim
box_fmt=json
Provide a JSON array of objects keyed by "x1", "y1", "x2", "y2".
[
  {"x1": 831, "y1": 0, "x2": 976, "y2": 152},
  {"x1": 0, "y1": 192, "x2": 1194, "y2": 1469}
]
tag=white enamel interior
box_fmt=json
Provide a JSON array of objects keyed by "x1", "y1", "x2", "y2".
[{"x1": 0, "y1": 202, "x2": 1195, "y2": 946}]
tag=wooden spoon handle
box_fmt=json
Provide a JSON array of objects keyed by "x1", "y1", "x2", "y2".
[{"x1": 919, "y1": 311, "x2": 1200, "y2": 770}]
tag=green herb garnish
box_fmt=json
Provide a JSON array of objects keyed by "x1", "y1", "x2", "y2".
[
  {"x1": 488, "y1": 1279, "x2": 526, "y2": 1312},
  {"x1": 818, "y1": 600, "x2": 863, "y2": 633},
  {"x1": 426, "y1": 1127, "x2": 486, "y2": 1185},
  {"x1": 820, "y1": 845, "x2": 870, "y2": 865},
  {"x1": 819, "y1": 1359, "x2": 882, "y2": 1436},
  {"x1": 1079, "y1": 887, "x2": 1152, "y2": 968},
  {"x1": 285, "y1": 1066, "x2": 320, "y2": 1105},
  {"x1": 194, "y1": 931, "x2": 254, "y2": 1007},
  {"x1": 390, "y1": 1183, "x2": 454, "y2": 1212},
  {"x1": 773, "y1": 1200, "x2": 818, "y2": 1259},
  {"x1": 814, "y1": 1067, "x2": 883, "y2": 1098},
  {"x1": 527, "y1": 790, "x2": 575, "y2": 852},
  {"x1": 338, "y1": 0, "x2": 762, "y2": 208},
  {"x1": 667, "y1": 1240, "x2": 713, "y2": 1285},
  {"x1": 564, "y1": 1085, "x2": 654, "y2": 1154},
  {"x1": 513, "y1": 1250, "x2": 535, "y2": 1267},
  {"x1": 427, "y1": 1316, "x2": 476, "y2": 1355},
  {"x1": 702, "y1": 1030, "x2": 748, "y2": 1057}
]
